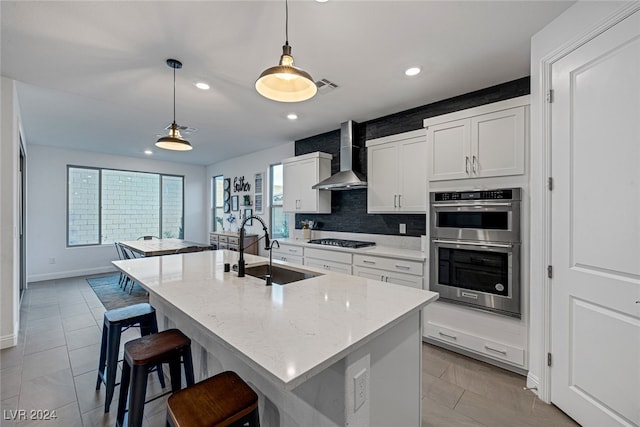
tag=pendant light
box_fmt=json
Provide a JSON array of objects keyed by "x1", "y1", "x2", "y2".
[
  {"x1": 255, "y1": 0, "x2": 317, "y2": 103},
  {"x1": 156, "y1": 58, "x2": 192, "y2": 151}
]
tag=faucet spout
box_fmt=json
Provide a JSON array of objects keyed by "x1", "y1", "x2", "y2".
[
  {"x1": 265, "y1": 240, "x2": 280, "y2": 286},
  {"x1": 237, "y1": 215, "x2": 271, "y2": 278}
]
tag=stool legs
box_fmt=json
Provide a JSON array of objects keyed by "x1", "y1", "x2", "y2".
[
  {"x1": 140, "y1": 316, "x2": 166, "y2": 389},
  {"x1": 116, "y1": 360, "x2": 131, "y2": 427}
]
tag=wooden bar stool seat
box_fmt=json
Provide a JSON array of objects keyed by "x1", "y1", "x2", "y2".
[
  {"x1": 116, "y1": 329, "x2": 195, "y2": 427},
  {"x1": 95, "y1": 302, "x2": 165, "y2": 413},
  {"x1": 167, "y1": 371, "x2": 260, "y2": 427}
]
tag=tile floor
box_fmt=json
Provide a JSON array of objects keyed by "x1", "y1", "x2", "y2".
[{"x1": 1, "y1": 276, "x2": 579, "y2": 427}]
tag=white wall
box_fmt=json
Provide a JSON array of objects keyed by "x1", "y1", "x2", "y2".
[
  {"x1": 528, "y1": 0, "x2": 634, "y2": 400},
  {"x1": 1, "y1": 77, "x2": 22, "y2": 348},
  {"x1": 206, "y1": 142, "x2": 294, "y2": 254},
  {"x1": 27, "y1": 145, "x2": 208, "y2": 282}
]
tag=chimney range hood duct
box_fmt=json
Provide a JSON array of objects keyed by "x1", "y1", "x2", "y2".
[{"x1": 312, "y1": 121, "x2": 367, "y2": 191}]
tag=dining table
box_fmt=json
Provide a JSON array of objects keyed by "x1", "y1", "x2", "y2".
[{"x1": 118, "y1": 238, "x2": 212, "y2": 257}]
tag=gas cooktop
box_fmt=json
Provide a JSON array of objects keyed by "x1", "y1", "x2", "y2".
[{"x1": 307, "y1": 238, "x2": 376, "y2": 248}]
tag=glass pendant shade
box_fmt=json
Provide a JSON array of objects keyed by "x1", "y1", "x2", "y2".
[{"x1": 156, "y1": 122, "x2": 192, "y2": 151}]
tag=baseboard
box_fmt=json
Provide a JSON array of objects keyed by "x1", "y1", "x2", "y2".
[
  {"x1": 0, "y1": 332, "x2": 18, "y2": 349},
  {"x1": 526, "y1": 372, "x2": 541, "y2": 398},
  {"x1": 28, "y1": 266, "x2": 117, "y2": 283}
]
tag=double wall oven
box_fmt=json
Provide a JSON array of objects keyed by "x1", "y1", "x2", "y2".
[{"x1": 430, "y1": 188, "x2": 521, "y2": 318}]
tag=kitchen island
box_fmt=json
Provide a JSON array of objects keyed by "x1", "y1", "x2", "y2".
[{"x1": 113, "y1": 250, "x2": 438, "y2": 427}]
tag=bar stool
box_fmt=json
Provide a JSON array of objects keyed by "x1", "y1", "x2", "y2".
[
  {"x1": 167, "y1": 371, "x2": 260, "y2": 427},
  {"x1": 116, "y1": 329, "x2": 195, "y2": 427},
  {"x1": 96, "y1": 303, "x2": 165, "y2": 413}
]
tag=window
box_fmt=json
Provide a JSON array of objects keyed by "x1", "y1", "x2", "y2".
[
  {"x1": 212, "y1": 175, "x2": 224, "y2": 232},
  {"x1": 67, "y1": 166, "x2": 184, "y2": 246},
  {"x1": 270, "y1": 163, "x2": 288, "y2": 239}
]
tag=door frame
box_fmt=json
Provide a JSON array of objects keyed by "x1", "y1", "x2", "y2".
[{"x1": 530, "y1": 2, "x2": 640, "y2": 403}]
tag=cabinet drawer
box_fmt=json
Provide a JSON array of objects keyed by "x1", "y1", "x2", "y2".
[
  {"x1": 227, "y1": 236, "x2": 239, "y2": 245},
  {"x1": 209, "y1": 233, "x2": 219, "y2": 245},
  {"x1": 353, "y1": 266, "x2": 423, "y2": 289},
  {"x1": 218, "y1": 235, "x2": 229, "y2": 243},
  {"x1": 304, "y1": 248, "x2": 352, "y2": 264},
  {"x1": 304, "y1": 258, "x2": 352, "y2": 275},
  {"x1": 272, "y1": 244, "x2": 304, "y2": 257},
  {"x1": 425, "y1": 322, "x2": 524, "y2": 366},
  {"x1": 273, "y1": 254, "x2": 304, "y2": 265},
  {"x1": 353, "y1": 254, "x2": 423, "y2": 276}
]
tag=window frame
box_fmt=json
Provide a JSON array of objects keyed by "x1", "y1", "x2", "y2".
[
  {"x1": 66, "y1": 165, "x2": 185, "y2": 247},
  {"x1": 269, "y1": 163, "x2": 288, "y2": 239},
  {"x1": 212, "y1": 175, "x2": 224, "y2": 232}
]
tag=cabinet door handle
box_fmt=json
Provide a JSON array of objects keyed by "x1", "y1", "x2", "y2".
[
  {"x1": 288, "y1": 248, "x2": 297, "y2": 252},
  {"x1": 362, "y1": 260, "x2": 376, "y2": 265},
  {"x1": 380, "y1": 275, "x2": 385, "y2": 282},
  {"x1": 394, "y1": 194, "x2": 397, "y2": 208},
  {"x1": 472, "y1": 155, "x2": 478, "y2": 174},
  {"x1": 398, "y1": 194, "x2": 401, "y2": 208},
  {"x1": 438, "y1": 331, "x2": 457, "y2": 340},
  {"x1": 484, "y1": 345, "x2": 507, "y2": 355},
  {"x1": 465, "y1": 156, "x2": 470, "y2": 174},
  {"x1": 395, "y1": 264, "x2": 411, "y2": 270}
]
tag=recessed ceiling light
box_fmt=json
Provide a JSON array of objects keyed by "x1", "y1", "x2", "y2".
[
  {"x1": 405, "y1": 67, "x2": 421, "y2": 77},
  {"x1": 194, "y1": 82, "x2": 210, "y2": 90},
  {"x1": 144, "y1": 150, "x2": 153, "y2": 155},
  {"x1": 287, "y1": 113, "x2": 298, "y2": 120},
  {"x1": 315, "y1": 0, "x2": 328, "y2": 3}
]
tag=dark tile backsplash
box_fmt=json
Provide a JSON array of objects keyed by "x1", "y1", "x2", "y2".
[{"x1": 294, "y1": 77, "x2": 530, "y2": 237}]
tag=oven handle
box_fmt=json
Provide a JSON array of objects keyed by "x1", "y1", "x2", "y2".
[
  {"x1": 432, "y1": 202, "x2": 513, "y2": 208},
  {"x1": 433, "y1": 239, "x2": 513, "y2": 249}
]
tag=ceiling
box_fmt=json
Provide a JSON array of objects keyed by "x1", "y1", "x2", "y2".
[{"x1": 1, "y1": 1, "x2": 573, "y2": 166}]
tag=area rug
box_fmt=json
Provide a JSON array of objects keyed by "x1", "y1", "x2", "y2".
[{"x1": 87, "y1": 274, "x2": 148, "y2": 310}]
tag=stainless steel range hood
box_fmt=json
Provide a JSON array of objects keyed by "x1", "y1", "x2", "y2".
[{"x1": 312, "y1": 121, "x2": 367, "y2": 190}]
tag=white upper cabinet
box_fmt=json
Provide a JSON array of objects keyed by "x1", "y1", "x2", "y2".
[
  {"x1": 366, "y1": 129, "x2": 427, "y2": 213},
  {"x1": 424, "y1": 96, "x2": 529, "y2": 181},
  {"x1": 282, "y1": 152, "x2": 332, "y2": 213}
]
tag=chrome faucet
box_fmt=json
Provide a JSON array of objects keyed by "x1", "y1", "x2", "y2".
[
  {"x1": 265, "y1": 240, "x2": 280, "y2": 286},
  {"x1": 237, "y1": 215, "x2": 271, "y2": 278}
]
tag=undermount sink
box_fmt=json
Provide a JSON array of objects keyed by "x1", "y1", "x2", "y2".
[{"x1": 244, "y1": 264, "x2": 322, "y2": 285}]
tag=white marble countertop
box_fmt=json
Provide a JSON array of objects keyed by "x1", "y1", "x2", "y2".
[
  {"x1": 276, "y1": 238, "x2": 427, "y2": 261},
  {"x1": 113, "y1": 250, "x2": 437, "y2": 390}
]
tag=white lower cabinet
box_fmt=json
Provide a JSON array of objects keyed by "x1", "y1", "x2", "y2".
[
  {"x1": 424, "y1": 321, "x2": 524, "y2": 367},
  {"x1": 423, "y1": 301, "x2": 527, "y2": 370},
  {"x1": 352, "y1": 254, "x2": 423, "y2": 289},
  {"x1": 271, "y1": 244, "x2": 304, "y2": 265},
  {"x1": 303, "y1": 247, "x2": 352, "y2": 275},
  {"x1": 353, "y1": 266, "x2": 422, "y2": 289}
]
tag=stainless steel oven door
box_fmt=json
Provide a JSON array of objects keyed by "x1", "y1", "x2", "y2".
[
  {"x1": 430, "y1": 239, "x2": 521, "y2": 318},
  {"x1": 431, "y1": 201, "x2": 520, "y2": 243}
]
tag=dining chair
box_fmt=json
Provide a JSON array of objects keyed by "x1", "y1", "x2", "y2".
[
  {"x1": 114, "y1": 243, "x2": 126, "y2": 288},
  {"x1": 137, "y1": 235, "x2": 160, "y2": 240}
]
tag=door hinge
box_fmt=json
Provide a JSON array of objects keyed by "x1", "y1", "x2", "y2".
[
  {"x1": 547, "y1": 352, "x2": 552, "y2": 367},
  {"x1": 547, "y1": 177, "x2": 554, "y2": 191},
  {"x1": 546, "y1": 89, "x2": 554, "y2": 103},
  {"x1": 547, "y1": 265, "x2": 553, "y2": 279}
]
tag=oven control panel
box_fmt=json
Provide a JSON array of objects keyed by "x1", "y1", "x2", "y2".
[{"x1": 433, "y1": 188, "x2": 519, "y2": 202}]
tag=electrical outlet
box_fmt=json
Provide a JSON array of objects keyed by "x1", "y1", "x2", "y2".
[
  {"x1": 48, "y1": 257, "x2": 56, "y2": 264},
  {"x1": 354, "y1": 368, "x2": 367, "y2": 411},
  {"x1": 399, "y1": 223, "x2": 406, "y2": 234}
]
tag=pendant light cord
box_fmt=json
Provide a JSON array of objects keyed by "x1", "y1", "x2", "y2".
[
  {"x1": 285, "y1": 0, "x2": 289, "y2": 45},
  {"x1": 172, "y1": 64, "x2": 176, "y2": 124}
]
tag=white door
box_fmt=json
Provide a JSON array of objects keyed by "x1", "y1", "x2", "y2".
[
  {"x1": 471, "y1": 106, "x2": 525, "y2": 178},
  {"x1": 367, "y1": 143, "x2": 398, "y2": 212},
  {"x1": 550, "y1": 10, "x2": 640, "y2": 427},
  {"x1": 397, "y1": 137, "x2": 427, "y2": 212},
  {"x1": 427, "y1": 118, "x2": 470, "y2": 181}
]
